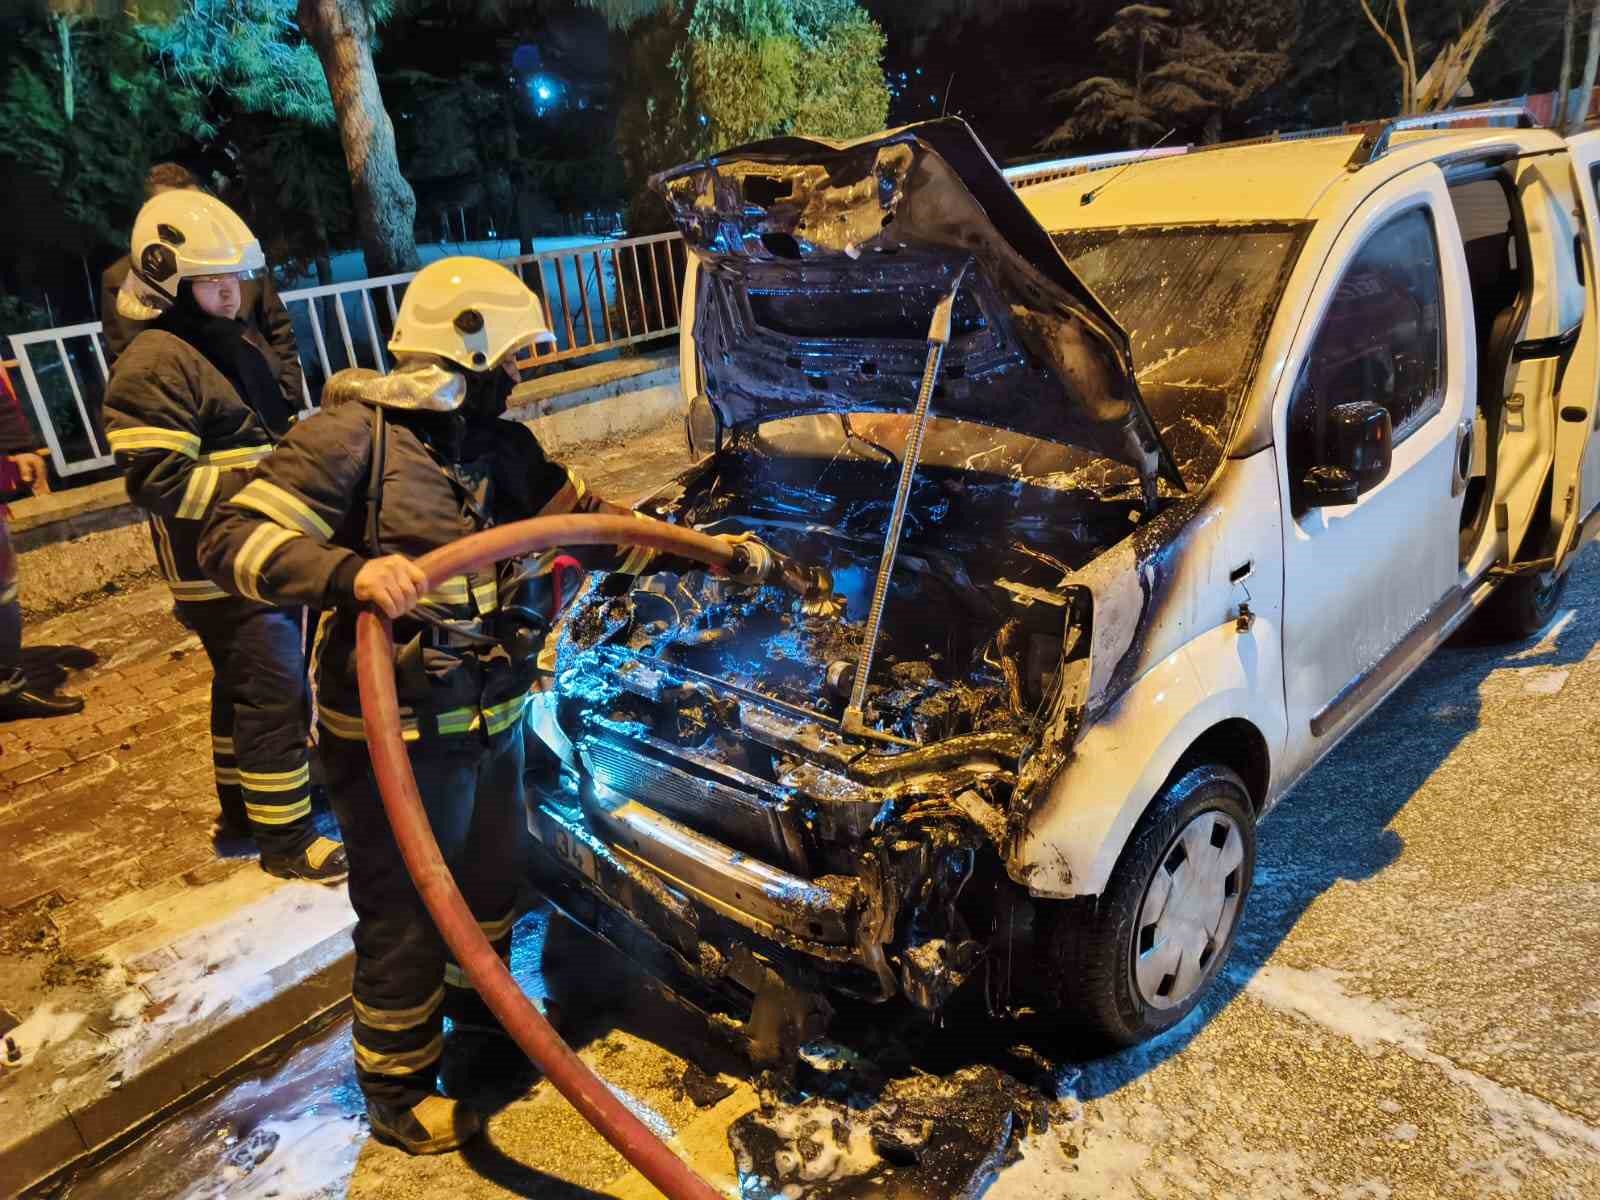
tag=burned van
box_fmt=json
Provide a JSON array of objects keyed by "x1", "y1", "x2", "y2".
[{"x1": 525, "y1": 115, "x2": 1600, "y2": 1047}]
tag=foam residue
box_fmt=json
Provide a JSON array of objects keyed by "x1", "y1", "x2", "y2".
[{"x1": 6, "y1": 1002, "x2": 88, "y2": 1066}]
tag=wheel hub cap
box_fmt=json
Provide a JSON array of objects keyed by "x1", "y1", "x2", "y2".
[{"x1": 1133, "y1": 810, "x2": 1245, "y2": 1010}]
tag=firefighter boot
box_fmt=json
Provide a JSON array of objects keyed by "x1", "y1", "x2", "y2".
[
  {"x1": 367, "y1": 1094, "x2": 483, "y2": 1155},
  {"x1": 0, "y1": 685, "x2": 84, "y2": 720},
  {"x1": 261, "y1": 836, "x2": 350, "y2": 885}
]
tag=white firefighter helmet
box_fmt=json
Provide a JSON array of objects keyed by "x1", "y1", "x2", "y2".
[
  {"x1": 117, "y1": 191, "x2": 266, "y2": 321},
  {"x1": 388, "y1": 257, "x2": 556, "y2": 373}
]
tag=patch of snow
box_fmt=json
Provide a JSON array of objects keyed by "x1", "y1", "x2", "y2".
[
  {"x1": 1245, "y1": 964, "x2": 1425, "y2": 1057},
  {"x1": 7, "y1": 1003, "x2": 87, "y2": 1067},
  {"x1": 127, "y1": 882, "x2": 352, "y2": 1040},
  {"x1": 1246, "y1": 962, "x2": 1600, "y2": 1177}
]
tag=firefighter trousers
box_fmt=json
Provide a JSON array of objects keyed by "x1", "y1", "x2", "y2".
[
  {"x1": 319, "y1": 722, "x2": 526, "y2": 1109},
  {"x1": 180, "y1": 597, "x2": 315, "y2": 859}
]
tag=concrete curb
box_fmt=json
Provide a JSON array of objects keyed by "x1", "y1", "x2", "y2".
[{"x1": 1, "y1": 920, "x2": 355, "y2": 1197}]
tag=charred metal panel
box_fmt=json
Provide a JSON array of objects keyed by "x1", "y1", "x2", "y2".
[{"x1": 650, "y1": 118, "x2": 1183, "y2": 495}]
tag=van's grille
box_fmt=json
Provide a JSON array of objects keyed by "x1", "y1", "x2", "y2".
[{"x1": 578, "y1": 737, "x2": 803, "y2": 871}]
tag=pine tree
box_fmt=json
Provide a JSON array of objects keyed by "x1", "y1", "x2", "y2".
[
  {"x1": 1042, "y1": 2, "x2": 1292, "y2": 151},
  {"x1": 1043, "y1": 4, "x2": 1173, "y2": 149},
  {"x1": 0, "y1": 13, "x2": 202, "y2": 257}
]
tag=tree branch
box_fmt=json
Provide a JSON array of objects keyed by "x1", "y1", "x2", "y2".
[
  {"x1": 1394, "y1": 0, "x2": 1418, "y2": 110},
  {"x1": 1359, "y1": 0, "x2": 1413, "y2": 113}
]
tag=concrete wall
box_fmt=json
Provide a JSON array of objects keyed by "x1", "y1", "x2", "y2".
[
  {"x1": 9, "y1": 355, "x2": 684, "y2": 622},
  {"x1": 10, "y1": 484, "x2": 159, "y2": 622},
  {"x1": 506, "y1": 355, "x2": 682, "y2": 457}
]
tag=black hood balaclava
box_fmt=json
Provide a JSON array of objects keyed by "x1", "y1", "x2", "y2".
[
  {"x1": 400, "y1": 364, "x2": 516, "y2": 466},
  {"x1": 158, "y1": 283, "x2": 293, "y2": 437},
  {"x1": 462, "y1": 365, "x2": 515, "y2": 423}
]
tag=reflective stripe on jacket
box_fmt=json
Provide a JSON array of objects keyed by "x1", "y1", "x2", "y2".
[
  {"x1": 199, "y1": 392, "x2": 614, "y2": 742},
  {"x1": 102, "y1": 330, "x2": 278, "y2": 603}
]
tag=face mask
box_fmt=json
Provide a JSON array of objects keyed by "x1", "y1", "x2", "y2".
[{"x1": 463, "y1": 368, "x2": 512, "y2": 422}]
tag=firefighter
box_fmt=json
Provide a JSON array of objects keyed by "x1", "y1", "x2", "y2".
[
  {"x1": 102, "y1": 191, "x2": 346, "y2": 884},
  {"x1": 198, "y1": 257, "x2": 652, "y2": 1154},
  {"x1": 101, "y1": 162, "x2": 305, "y2": 415}
]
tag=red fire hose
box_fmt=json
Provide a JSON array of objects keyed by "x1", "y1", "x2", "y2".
[{"x1": 356, "y1": 514, "x2": 737, "y2": 1200}]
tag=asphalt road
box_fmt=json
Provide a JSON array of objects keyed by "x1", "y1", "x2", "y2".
[{"x1": 58, "y1": 446, "x2": 1600, "y2": 1199}]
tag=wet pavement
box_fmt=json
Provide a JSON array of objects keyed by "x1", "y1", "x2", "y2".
[
  {"x1": 0, "y1": 421, "x2": 695, "y2": 1194},
  {"x1": 39, "y1": 509, "x2": 1600, "y2": 1199}
]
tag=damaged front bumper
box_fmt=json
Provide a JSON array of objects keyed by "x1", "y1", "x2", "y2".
[{"x1": 525, "y1": 681, "x2": 1019, "y2": 1030}]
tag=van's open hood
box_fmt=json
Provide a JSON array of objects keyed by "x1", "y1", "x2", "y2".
[{"x1": 650, "y1": 118, "x2": 1183, "y2": 492}]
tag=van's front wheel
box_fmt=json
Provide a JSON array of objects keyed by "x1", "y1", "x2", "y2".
[
  {"x1": 1480, "y1": 569, "x2": 1569, "y2": 641},
  {"x1": 1041, "y1": 763, "x2": 1255, "y2": 1048}
]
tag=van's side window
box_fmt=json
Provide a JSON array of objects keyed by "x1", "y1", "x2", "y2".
[{"x1": 1288, "y1": 208, "x2": 1445, "y2": 486}]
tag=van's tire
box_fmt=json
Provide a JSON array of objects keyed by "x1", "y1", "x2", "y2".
[
  {"x1": 1480, "y1": 569, "x2": 1569, "y2": 641},
  {"x1": 1040, "y1": 763, "x2": 1255, "y2": 1049}
]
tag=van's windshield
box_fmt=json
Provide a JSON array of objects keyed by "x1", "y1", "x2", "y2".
[{"x1": 1054, "y1": 221, "x2": 1309, "y2": 483}]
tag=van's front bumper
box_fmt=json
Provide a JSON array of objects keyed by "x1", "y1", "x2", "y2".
[{"x1": 525, "y1": 791, "x2": 891, "y2": 1010}]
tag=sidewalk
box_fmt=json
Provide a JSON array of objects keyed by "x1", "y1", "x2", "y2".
[
  {"x1": 0, "y1": 582, "x2": 356, "y2": 1197},
  {"x1": 0, "y1": 420, "x2": 692, "y2": 1195}
]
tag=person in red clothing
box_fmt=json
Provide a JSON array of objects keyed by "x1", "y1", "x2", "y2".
[{"x1": 0, "y1": 365, "x2": 83, "y2": 720}]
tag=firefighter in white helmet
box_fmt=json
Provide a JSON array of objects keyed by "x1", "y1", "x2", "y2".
[
  {"x1": 103, "y1": 191, "x2": 346, "y2": 884},
  {"x1": 200, "y1": 256, "x2": 649, "y2": 1153}
]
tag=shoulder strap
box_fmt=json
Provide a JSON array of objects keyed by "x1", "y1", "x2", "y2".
[{"x1": 364, "y1": 403, "x2": 387, "y2": 557}]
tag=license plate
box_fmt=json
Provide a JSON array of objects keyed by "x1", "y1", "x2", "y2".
[{"x1": 534, "y1": 808, "x2": 598, "y2": 882}]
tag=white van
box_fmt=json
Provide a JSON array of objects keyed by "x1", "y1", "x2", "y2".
[{"x1": 529, "y1": 112, "x2": 1600, "y2": 1049}]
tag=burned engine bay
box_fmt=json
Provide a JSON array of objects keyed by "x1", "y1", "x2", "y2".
[{"x1": 544, "y1": 419, "x2": 1161, "y2": 1016}]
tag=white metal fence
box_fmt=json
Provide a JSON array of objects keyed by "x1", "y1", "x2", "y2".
[{"x1": 3, "y1": 231, "x2": 687, "y2": 481}]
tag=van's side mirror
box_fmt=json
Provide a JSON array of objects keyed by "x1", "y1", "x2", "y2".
[
  {"x1": 1299, "y1": 401, "x2": 1392, "y2": 508},
  {"x1": 685, "y1": 392, "x2": 722, "y2": 457}
]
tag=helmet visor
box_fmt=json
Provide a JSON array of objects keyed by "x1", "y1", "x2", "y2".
[{"x1": 188, "y1": 268, "x2": 263, "y2": 284}]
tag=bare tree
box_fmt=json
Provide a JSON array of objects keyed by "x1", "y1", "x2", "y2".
[
  {"x1": 1572, "y1": 0, "x2": 1600, "y2": 131},
  {"x1": 1358, "y1": 0, "x2": 1505, "y2": 116},
  {"x1": 1555, "y1": 0, "x2": 1578, "y2": 129}
]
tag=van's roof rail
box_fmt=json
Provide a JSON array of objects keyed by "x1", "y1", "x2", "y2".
[
  {"x1": 1001, "y1": 104, "x2": 1540, "y2": 191},
  {"x1": 1002, "y1": 145, "x2": 1190, "y2": 188},
  {"x1": 1345, "y1": 106, "x2": 1536, "y2": 170}
]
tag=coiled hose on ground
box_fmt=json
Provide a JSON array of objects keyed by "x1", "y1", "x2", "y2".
[{"x1": 356, "y1": 514, "x2": 744, "y2": 1200}]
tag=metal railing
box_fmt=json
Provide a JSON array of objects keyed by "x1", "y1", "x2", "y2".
[
  {"x1": 7, "y1": 322, "x2": 116, "y2": 477},
  {"x1": 4, "y1": 231, "x2": 688, "y2": 481}
]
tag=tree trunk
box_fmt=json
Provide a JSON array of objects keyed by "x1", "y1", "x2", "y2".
[
  {"x1": 1572, "y1": 0, "x2": 1600, "y2": 133},
  {"x1": 1556, "y1": 0, "x2": 1577, "y2": 131},
  {"x1": 297, "y1": 0, "x2": 419, "y2": 276},
  {"x1": 54, "y1": 13, "x2": 75, "y2": 123},
  {"x1": 1131, "y1": 30, "x2": 1147, "y2": 149},
  {"x1": 499, "y1": 89, "x2": 536, "y2": 257}
]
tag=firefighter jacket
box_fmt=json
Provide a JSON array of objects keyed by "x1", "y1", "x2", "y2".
[
  {"x1": 102, "y1": 330, "x2": 280, "y2": 604},
  {"x1": 197, "y1": 375, "x2": 631, "y2": 745}
]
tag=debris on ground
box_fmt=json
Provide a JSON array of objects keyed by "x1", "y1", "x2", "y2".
[
  {"x1": 731, "y1": 1060, "x2": 1054, "y2": 1199},
  {"x1": 679, "y1": 1062, "x2": 736, "y2": 1108}
]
